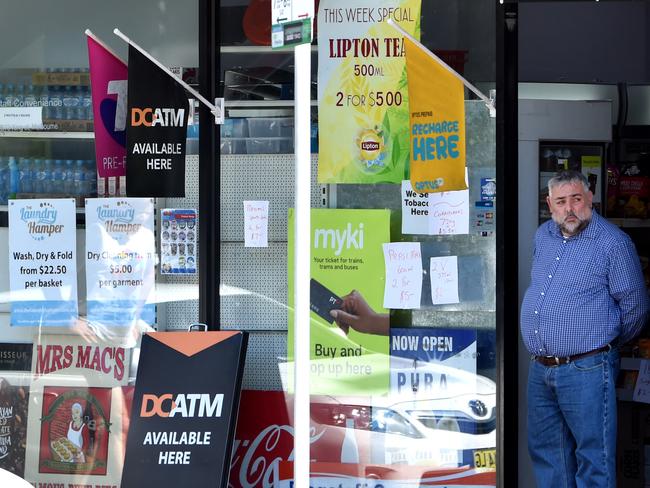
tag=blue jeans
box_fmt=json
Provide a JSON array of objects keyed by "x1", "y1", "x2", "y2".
[{"x1": 527, "y1": 348, "x2": 620, "y2": 488}]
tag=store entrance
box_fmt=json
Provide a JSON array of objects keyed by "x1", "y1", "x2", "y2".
[{"x1": 516, "y1": 1, "x2": 650, "y2": 487}]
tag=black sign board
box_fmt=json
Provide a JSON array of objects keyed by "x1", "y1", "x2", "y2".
[
  {"x1": 126, "y1": 45, "x2": 189, "y2": 197},
  {"x1": 121, "y1": 331, "x2": 247, "y2": 487},
  {"x1": 0, "y1": 343, "x2": 32, "y2": 371}
]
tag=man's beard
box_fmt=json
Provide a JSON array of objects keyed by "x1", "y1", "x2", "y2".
[{"x1": 554, "y1": 211, "x2": 590, "y2": 236}]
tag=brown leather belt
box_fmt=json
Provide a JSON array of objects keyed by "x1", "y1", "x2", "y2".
[{"x1": 534, "y1": 345, "x2": 611, "y2": 366}]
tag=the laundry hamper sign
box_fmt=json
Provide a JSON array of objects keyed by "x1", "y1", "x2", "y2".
[{"x1": 121, "y1": 331, "x2": 247, "y2": 488}]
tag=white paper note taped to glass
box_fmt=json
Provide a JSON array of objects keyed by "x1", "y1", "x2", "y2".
[
  {"x1": 401, "y1": 180, "x2": 430, "y2": 235},
  {"x1": 633, "y1": 359, "x2": 650, "y2": 403},
  {"x1": 430, "y1": 255, "x2": 460, "y2": 305},
  {"x1": 428, "y1": 188, "x2": 470, "y2": 235},
  {"x1": 244, "y1": 200, "x2": 269, "y2": 247},
  {"x1": 382, "y1": 242, "x2": 422, "y2": 309},
  {"x1": 0, "y1": 107, "x2": 43, "y2": 130}
]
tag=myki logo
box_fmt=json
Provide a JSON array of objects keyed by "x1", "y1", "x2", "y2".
[
  {"x1": 140, "y1": 393, "x2": 224, "y2": 418},
  {"x1": 131, "y1": 107, "x2": 185, "y2": 127}
]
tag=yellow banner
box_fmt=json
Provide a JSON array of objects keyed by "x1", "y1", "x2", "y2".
[{"x1": 405, "y1": 37, "x2": 467, "y2": 193}]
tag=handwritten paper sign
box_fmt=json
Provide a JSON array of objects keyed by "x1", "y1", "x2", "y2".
[
  {"x1": 429, "y1": 189, "x2": 469, "y2": 235},
  {"x1": 244, "y1": 200, "x2": 269, "y2": 247},
  {"x1": 382, "y1": 242, "x2": 422, "y2": 309},
  {"x1": 401, "y1": 180, "x2": 430, "y2": 235},
  {"x1": 633, "y1": 360, "x2": 650, "y2": 403},
  {"x1": 430, "y1": 256, "x2": 459, "y2": 305}
]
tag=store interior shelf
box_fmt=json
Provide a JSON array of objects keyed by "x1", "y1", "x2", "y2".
[
  {"x1": 220, "y1": 45, "x2": 318, "y2": 54},
  {"x1": 608, "y1": 218, "x2": 650, "y2": 228},
  {"x1": 621, "y1": 357, "x2": 642, "y2": 370},
  {"x1": 0, "y1": 131, "x2": 94, "y2": 139},
  {"x1": 225, "y1": 100, "x2": 318, "y2": 107}
]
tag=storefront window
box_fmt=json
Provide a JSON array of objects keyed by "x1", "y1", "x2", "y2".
[
  {"x1": 0, "y1": 0, "x2": 498, "y2": 486},
  {"x1": 0, "y1": 1, "x2": 199, "y2": 485},
  {"x1": 219, "y1": 1, "x2": 497, "y2": 486}
]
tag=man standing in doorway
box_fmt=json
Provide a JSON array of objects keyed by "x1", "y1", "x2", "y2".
[{"x1": 521, "y1": 170, "x2": 649, "y2": 487}]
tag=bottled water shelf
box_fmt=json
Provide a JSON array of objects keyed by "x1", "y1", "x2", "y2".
[{"x1": 0, "y1": 131, "x2": 94, "y2": 139}]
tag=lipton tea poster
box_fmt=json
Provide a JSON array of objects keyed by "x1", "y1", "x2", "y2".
[
  {"x1": 318, "y1": 0, "x2": 421, "y2": 183},
  {"x1": 288, "y1": 208, "x2": 390, "y2": 395},
  {"x1": 25, "y1": 335, "x2": 133, "y2": 487}
]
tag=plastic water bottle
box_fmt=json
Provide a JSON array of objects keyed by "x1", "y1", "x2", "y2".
[
  {"x1": 4, "y1": 83, "x2": 15, "y2": 107},
  {"x1": 18, "y1": 158, "x2": 32, "y2": 193},
  {"x1": 31, "y1": 159, "x2": 43, "y2": 193},
  {"x1": 84, "y1": 160, "x2": 96, "y2": 196},
  {"x1": 14, "y1": 84, "x2": 25, "y2": 107},
  {"x1": 0, "y1": 157, "x2": 9, "y2": 204},
  {"x1": 0, "y1": 83, "x2": 4, "y2": 107},
  {"x1": 63, "y1": 159, "x2": 74, "y2": 194},
  {"x1": 39, "y1": 84, "x2": 49, "y2": 108},
  {"x1": 73, "y1": 159, "x2": 85, "y2": 196},
  {"x1": 52, "y1": 159, "x2": 64, "y2": 194},
  {"x1": 62, "y1": 86, "x2": 80, "y2": 119},
  {"x1": 49, "y1": 86, "x2": 64, "y2": 119},
  {"x1": 81, "y1": 86, "x2": 92, "y2": 118},
  {"x1": 42, "y1": 159, "x2": 53, "y2": 194},
  {"x1": 24, "y1": 85, "x2": 37, "y2": 107},
  {"x1": 8, "y1": 157, "x2": 19, "y2": 199}
]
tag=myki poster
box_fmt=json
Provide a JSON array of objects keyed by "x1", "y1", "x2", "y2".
[
  {"x1": 0, "y1": 377, "x2": 29, "y2": 478},
  {"x1": 404, "y1": 37, "x2": 467, "y2": 193},
  {"x1": 317, "y1": 0, "x2": 421, "y2": 184},
  {"x1": 121, "y1": 332, "x2": 247, "y2": 488},
  {"x1": 287, "y1": 208, "x2": 390, "y2": 395},
  {"x1": 85, "y1": 198, "x2": 155, "y2": 327},
  {"x1": 126, "y1": 45, "x2": 189, "y2": 197},
  {"x1": 160, "y1": 208, "x2": 197, "y2": 274},
  {"x1": 277, "y1": 461, "x2": 496, "y2": 487},
  {"x1": 24, "y1": 335, "x2": 132, "y2": 487},
  {"x1": 86, "y1": 31, "x2": 128, "y2": 197},
  {"x1": 8, "y1": 199, "x2": 78, "y2": 327}
]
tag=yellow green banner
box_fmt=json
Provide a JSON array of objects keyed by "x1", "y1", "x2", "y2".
[
  {"x1": 405, "y1": 37, "x2": 467, "y2": 193},
  {"x1": 317, "y1": 0, "x2": 421, "y2": 184}
]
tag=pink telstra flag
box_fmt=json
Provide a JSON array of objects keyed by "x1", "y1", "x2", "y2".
[{"x1": 86, "y1": 32, "x2": 128, "y2": 179}]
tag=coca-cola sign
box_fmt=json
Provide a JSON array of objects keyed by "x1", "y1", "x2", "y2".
[{"x1": 230, "y1": 391, "x2": 372, "y2": 488}]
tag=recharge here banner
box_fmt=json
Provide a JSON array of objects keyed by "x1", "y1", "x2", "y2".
[{"x1": 317, "y1": 0, "x2": 421, "y2": 184}]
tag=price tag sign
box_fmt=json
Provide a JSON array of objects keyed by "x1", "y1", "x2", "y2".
[
  {"x1": 8, "y1": 199, "x2": 78, "y2": 326},
  {"x1": 85, "y1": 198, "x2": 156, "y2": 327},
  {"x1": 271, "y1": 0, "x2": 313, "y2": 49}
]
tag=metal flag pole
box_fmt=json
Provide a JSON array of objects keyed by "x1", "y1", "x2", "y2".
[
  {"x1": 387, "y1": 19, "x2": 496, "y2": 117},
  {"x1": 113, "y1": 28, "x2": 222, "y2": 122}
]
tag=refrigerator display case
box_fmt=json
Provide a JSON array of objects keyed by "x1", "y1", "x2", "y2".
[{"x1": 538, "y1": 140, "x2": 607, "y2": 223}]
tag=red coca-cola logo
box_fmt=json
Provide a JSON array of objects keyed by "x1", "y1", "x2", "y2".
[{"x1": 229, "y1": 424, "x2": 327, "y2": 488}]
